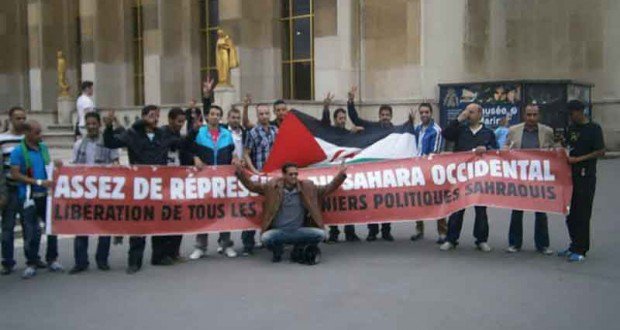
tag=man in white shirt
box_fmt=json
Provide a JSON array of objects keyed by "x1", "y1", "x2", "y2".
[{"x1": 75, "y1": 81, "x2": 95, "y2": 138}]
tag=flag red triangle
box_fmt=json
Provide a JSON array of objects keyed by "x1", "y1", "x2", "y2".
[{"x1": 263, "y1": 112, "x2": 327, "y2": 172}]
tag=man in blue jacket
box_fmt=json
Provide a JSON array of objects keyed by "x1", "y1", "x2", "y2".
[
  {"x1": 439, "y1": 103, "x2": 498, "y2": 252},
  {"x1": 411, "y1": 103, "x2": 447, "y2": 244},
  {"x1": 188, "y1": 104, "x2": 239, "y2": 260}
]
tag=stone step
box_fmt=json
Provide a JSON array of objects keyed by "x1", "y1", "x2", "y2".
[
  {"x1": 47, "y1": 124, "x2": 74, "y2": 131},
  {"x1": 43, "y1": 131, "x2": 75, "y2": 149},
  {"x1": 26, "y1": 111, "x2": 59, "y2": 125}
]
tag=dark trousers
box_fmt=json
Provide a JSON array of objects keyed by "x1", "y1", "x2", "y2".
[
  {"x1": 509, "y1": 211, "x2": 549, "y2": 250},
  {"x1": 567, "y1": 176, "x2": 596, "y2": 255},
  {"x1": 446, "y1": 206, "x2": 489, "y2": 245},
  {"x1": 1, "y1": 187, "x2": 23, "y2": 268},
  {"x1": 151, "y1": 235, "x2": 182, "y2": 264},
  {"x1": 22, "y1": 196, "x2": 58, "y2": 266},
  {"x1": 128, "y1": 236, "x2": 146, "y2": 268},
  {"x1": 169, "y1": 235, "x2": 183, "y2": 258},
  {"x1": 74, "y1": 236, "x2": 111, "y2": 268},
  {"x1": 242, "y1": 230, "x2": 256, "y2": 249},
  {"x1": 328, "y1": 225, "x2": 356, "y2": 236},
  {"x1": 367, "y1": 223, "x2": 391, "y2": 235}
]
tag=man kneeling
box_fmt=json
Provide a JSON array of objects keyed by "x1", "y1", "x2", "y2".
[{"x1": 235, "y1": 162, "x2": 347, "y2": 263}]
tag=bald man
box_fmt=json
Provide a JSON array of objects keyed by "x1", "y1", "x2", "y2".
[
  {"x1": 440, "y1": 103, "x2": 498, "y2": 252},
  {"x1": 10, "y1": 120, "x2": 64, "y2": 279}
]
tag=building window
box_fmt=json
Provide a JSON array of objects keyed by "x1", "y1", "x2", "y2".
[
  {"x1": 199, "y1": 0, "x2": 220, "y2": 90},
  {"x1": 281, "y1": 0, "x2": 314, "y2": 100},
  {"x1": 132, "y1": 0, "x2": 145, "y2": 105}
]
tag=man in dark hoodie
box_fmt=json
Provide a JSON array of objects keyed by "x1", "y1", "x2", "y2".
[
  {"x1": 346, "y1": 86, "x2": 398, "y2": 242},
  {"x1": 103, "y1": 105, "x2": 181, "y2": 274},
  {"x1": 160, "y1": 107, "x2": 187, "y2": 262}
]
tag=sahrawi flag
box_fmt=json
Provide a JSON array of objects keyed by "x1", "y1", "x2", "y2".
[{"x1": 263, "y1": 110, "x2": 417, "y2": 172}]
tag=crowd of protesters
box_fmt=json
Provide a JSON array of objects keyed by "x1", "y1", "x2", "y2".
[{"x1": 0, "y1": 79, "x2": 606, "y2": 278}]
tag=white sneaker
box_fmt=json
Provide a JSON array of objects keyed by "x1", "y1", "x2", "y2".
[
  {"x1": 48, "y1": 261, "x2": 64, "y2": 272},
  {"x1": 216, "y1": 246, "x2": 224, "y2": 254},
  {"x1": 439, "y1": 241, "x2": 455, "y2": 251},
  {"x1": 22, "y1": 266, "x2": 36, "y2": 279},
  {"x1": 477, "y1": 242, "x2": 492, "y2": 252},
  {"x1": 224, "y1": 247, "x2": 238, "y2": 258},
  {"x1": 189, "y1": 248, "x2": 206, "y2": 260},
  {"x1": 538, "y1": 247, "x2": 554, "y2": 256},
  {"x1": 505, "y1": 246, "x2": 519, "y2": 253}
]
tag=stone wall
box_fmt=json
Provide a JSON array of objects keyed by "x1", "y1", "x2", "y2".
[{"x1": 0, "y1": 0, "x2": 29, "y2": 110}]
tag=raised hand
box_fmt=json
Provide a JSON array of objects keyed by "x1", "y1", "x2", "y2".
[
  {"x1": 457, "y1": 109, "x2": 469, "y2": 123},
  {"x1": 323, "y1": 92, "x2": 335, "y2": 108},
  {"x1": 202, "y1": 75, "x2": 216, "y2": 96},
  {"x1": 348, "y1": 86, "x2": 358, "y2": 101},
  {"x1": 243, "y1": 94, "x2": 252, "y2": 108}
]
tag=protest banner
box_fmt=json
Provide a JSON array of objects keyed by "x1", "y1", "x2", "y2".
[{"x1": 48, "y1": 149, "x2": 572, "y2": 235}]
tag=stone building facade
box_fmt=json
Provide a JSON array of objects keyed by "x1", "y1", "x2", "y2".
[{"x1": 0, "y1": 0, "x2": 619, "y2": 149}]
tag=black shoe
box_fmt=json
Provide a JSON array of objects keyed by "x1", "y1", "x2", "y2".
[
  {"x1": 1, "y1": 266, "x2": 13, "y2": 275},
  {"x1": 326, "y1": 233, "x2": 339, "y2": 244},
  {"x1": 69, "y1": 266, "x2": 88, "y2": 275},
  {"x1": 34, "y1": 260, "x2": 47, "y2": 269},
  {"x1": 272, "y1": 251, "x2": 282, "y2": 263},
  {"x1": 345, "y1": 234, "x2": 361, "y2": 242},
  {"x1": 410, "y1": 233, "x2": 424, "y2": 241},
  {"x1": 366, "y1": 234, "x2": 377, "y2": 242},
  {"x1": 126, "y1": 265, "x2": 140, "y2": 274},
  {"x1": 382, "y1": 232, "x2": 395, "y2": 241},
  {"x1": 97, "y1": 263, "x2": 111, "y2": 271},
  {"x1": 301, "y1": 245, "x2": 321, "y2": 265},
  {"x1": 271, "y1": 246, "x2": 283, "y2": 263},
  {"x1": 242, "y1": 247, "x2": 254, "y2": 256},
  {"x1": 152, "y1": 256, "x2": 174, "y2": 266},
  {"x1": 290, "y1": 245, "x2": 304, "y2": 263}
]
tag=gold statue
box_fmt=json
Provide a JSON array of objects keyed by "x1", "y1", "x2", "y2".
[
  {"x1": 57, "y1": 50, "x2": 70, "y2": 97},
  {"x1": 215, "y1": 29, "x2": 239, "y2": 86}
]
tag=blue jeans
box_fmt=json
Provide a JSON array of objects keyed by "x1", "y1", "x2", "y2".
[
  {"x1": 446, "y1": 207, "x2": 489, "y2": 245},
  {"x1": 74, "y1": 236, "x2": 111, "y2": 268},
  {"x1": 509, "y1": 210, "x2": 549, "y2": 250},
  {"x1": 22, "y1": 196, "x2": 58, "y2": 266},
  {"x1": 261, "y1": 228, "x2": 325, "y2": 249},
  {"x1": 1, "y1": 186, "x2": 24, "y2": 268}
]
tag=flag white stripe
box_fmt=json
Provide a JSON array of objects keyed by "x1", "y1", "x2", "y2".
[{"x1": 314, "y1": 132, "x2": 417, "y2": 165}]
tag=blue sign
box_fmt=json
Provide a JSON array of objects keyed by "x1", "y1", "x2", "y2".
[{"x1": 439, "y1": 83, "x2": 523, "y2": 129}]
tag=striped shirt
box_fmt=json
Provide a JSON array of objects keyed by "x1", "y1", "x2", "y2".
[
  {"x1": 244, "y1": 125, "x2": 278, "y2": 171},
  {"x1": 414, "y1": 120, "x2": 443, "y2": 156},
  {"x1": 0, "y1": 132, "x2": 24, "y2": 186}
]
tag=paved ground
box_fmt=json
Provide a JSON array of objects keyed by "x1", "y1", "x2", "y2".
[{"x1": 0, "y1": 155, "x2": 618, "y2": 330}]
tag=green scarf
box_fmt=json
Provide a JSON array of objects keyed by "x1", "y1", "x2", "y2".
[{"x1": 20, "y1": 140, "x2": 50, "y2": 172}]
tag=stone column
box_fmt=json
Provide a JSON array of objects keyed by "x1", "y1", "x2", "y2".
[
  {"x1": 0, "y1": 0, "x2": 29, "y2": 110},
  {"x1": 79, "y1": 0, "x2": 134, "y2": 108},
  {"x1": 27, "y1": 0, "x2": 80, "y2": 112},
  {"x1": 314, "y1": 0, "x2": 360, "y2": 101},
  {"x1": 141, "y1": 0, "x2": 201, "y2": 106}
]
